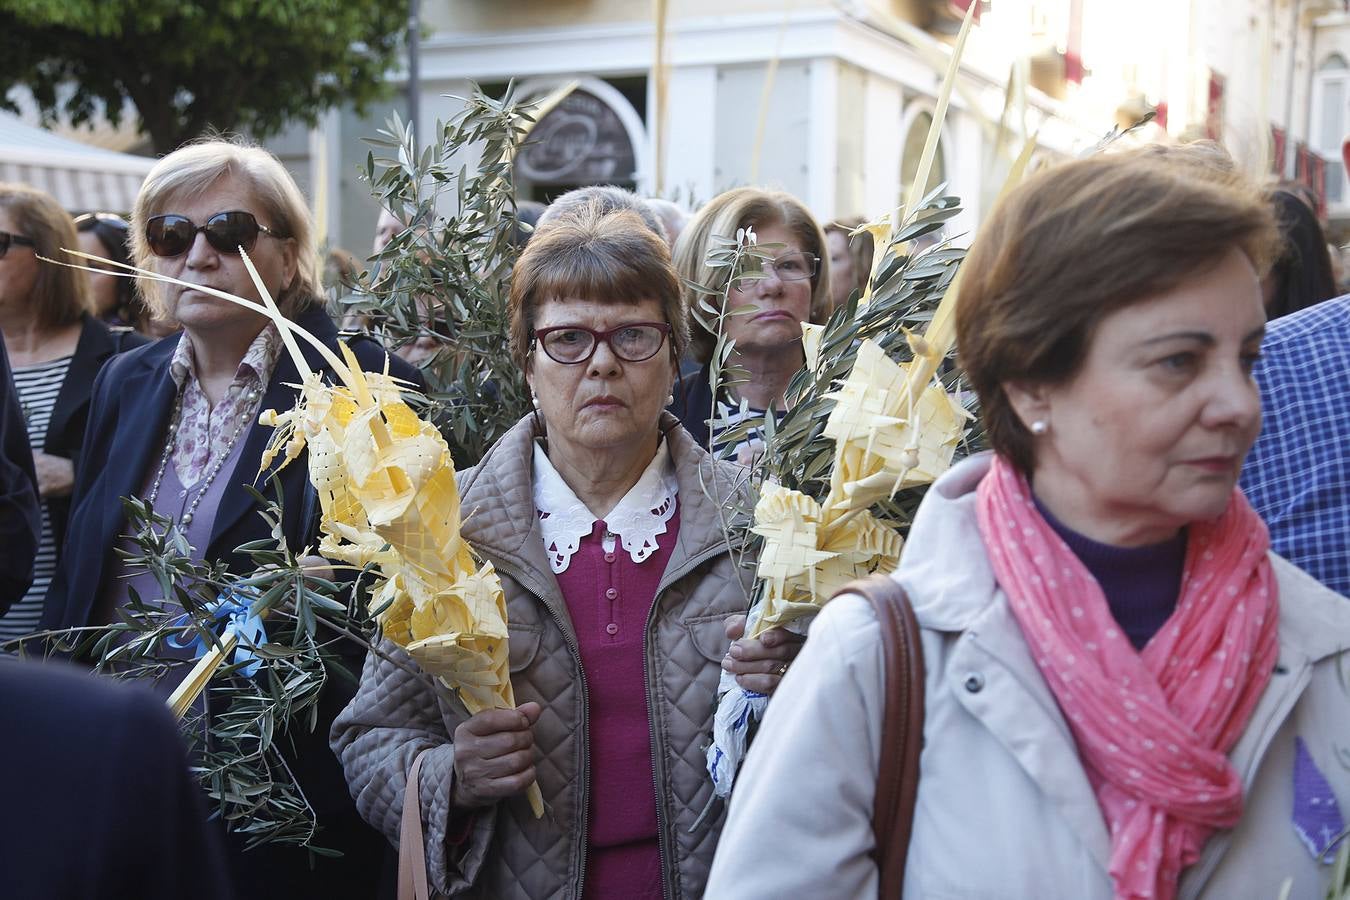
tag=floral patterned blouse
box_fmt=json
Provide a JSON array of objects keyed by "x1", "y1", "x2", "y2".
[{"x1": 167, "y1": 324, "x2": 282, "y2": 486}]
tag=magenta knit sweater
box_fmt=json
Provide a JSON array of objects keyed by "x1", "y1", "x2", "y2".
[{"x1": 552, "y1": 508, "x2": 681, "y2": 900}]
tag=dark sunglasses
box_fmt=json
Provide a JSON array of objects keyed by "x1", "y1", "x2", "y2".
[
  {"x1": 145, "y1": 210, "x2": 284, "y2": 258},
  {"x1": 533, "y1": 322, "x2": 672, "y2": 365},
  {"x1": 0, "y1": 231, "x2": 35, "y2": 259}
]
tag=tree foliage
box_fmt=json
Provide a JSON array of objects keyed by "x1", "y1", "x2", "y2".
[
  {"x1": 0, "y1": 0, "x2": 407, "y2": 153},
  {"x1": 339, "y1": 86, "x2": 539, "y2": 466},
  {"x1": 3, "y1": 86, "x2": 550, "y2": 850}
]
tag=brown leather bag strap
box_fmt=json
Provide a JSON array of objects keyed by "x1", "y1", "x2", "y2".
[
  {"x1": 398, "y1": 749, "x2": 433, "y2": 900},
  {"x1": 835, "y1": 572, "x2": 925, "y2": 898}
]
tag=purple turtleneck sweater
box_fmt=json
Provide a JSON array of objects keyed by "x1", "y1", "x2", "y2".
[{"x1": 1034, "y1": 497, "x2": 1186, "y2": 651}]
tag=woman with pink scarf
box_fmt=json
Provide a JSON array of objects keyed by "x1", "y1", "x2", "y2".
[{"x1": 705, "y1": 150, "x2": 1350, "y2": 900}]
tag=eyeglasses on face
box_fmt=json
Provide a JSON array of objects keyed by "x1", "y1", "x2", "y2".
[
  {"x1": 732, "y1": 250, "x2": 819, "y2": 289},
  {"x1": 0, "y1": 231, "x2": 35, "y2": 260},
  {"x1": 144, "y1": 210, "x2": 284, "y2": 258},
  {"x1": 533, "y1": 322, "x2": 672, "y2": 365}
]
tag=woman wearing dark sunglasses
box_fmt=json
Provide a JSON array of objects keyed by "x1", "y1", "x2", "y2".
[
  {"x1": 334, "y1": 201, "x2": 800, "y2": 900},
  {"x1": 669, "y1": 188, "x2": 832, "y2": 462},
  {"x1": 0, "y1": 183, "x2": 147, "y2": 650},
  {"x1": 39, "y1": 139, "x2": 424, "y2": 900}
]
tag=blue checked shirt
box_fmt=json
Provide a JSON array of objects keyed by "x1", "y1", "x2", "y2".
[{"x1": 1240, "y1": 296, "x2": 1350, "y2": 598}]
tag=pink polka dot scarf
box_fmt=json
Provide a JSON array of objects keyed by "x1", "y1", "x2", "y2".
[{"x1": 975, "y1": 455, "x2": 1279, "y2": 900}]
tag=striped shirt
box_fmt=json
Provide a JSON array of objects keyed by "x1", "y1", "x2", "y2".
[{"x1": 0, "y1": 355, "x2": 72, "y2": 645}]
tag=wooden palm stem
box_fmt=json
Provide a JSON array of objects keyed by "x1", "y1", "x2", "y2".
[
  {"x1": 526, "y1": 782, "x2": 544, "y2": 818},
  {"x1": 167, "y1": 630, "x2": 239, "y2": 719}
]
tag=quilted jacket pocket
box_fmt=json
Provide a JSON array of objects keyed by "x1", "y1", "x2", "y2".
[
  {"x1": 683, "y1": 613, "x2": 734, "y2": 663},
  {"x1": 507, "y1": 623, "x2": 544, "y2": 672}
]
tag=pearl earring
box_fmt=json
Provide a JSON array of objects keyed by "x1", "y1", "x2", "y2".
[
  {"x1": 1030, "y1": 420, "x2": 1048, "y2": 435},
  {"x1": 666, "y1": 392, "x2": 675, "y2": 405},
  {"x1": 531, "y1": 392, "x2": 540, "y2": 408}
]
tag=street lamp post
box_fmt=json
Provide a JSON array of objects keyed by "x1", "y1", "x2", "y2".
[{"x1": 407, "y1": 0, "x2": 421, "y2": 146}]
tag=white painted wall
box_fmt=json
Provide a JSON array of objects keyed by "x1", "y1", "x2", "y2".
[
  {"x1": 860, "y1": 72, "x2": 904, "y2": 220},
  {"x1": 282, "y1": 4, "x2": 1113, "y2": 251},
  {"x1": 1312, "y1": 13, "x2": 1350, "y2": 218},
  {"x1": 713, "y1": 60, "x2": 813, "y2": 199},
  {"x1": 807, "y1": 57, "x2": 842, "y2": 218},
  {"x1": 835, "y1": 61, "x2": 869, "y2": 219},
  {"x1": 661, "y1": 65, "x2": 719, "y2": 204}
]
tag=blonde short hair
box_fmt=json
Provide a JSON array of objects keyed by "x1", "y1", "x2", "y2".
[
  {"x1": 130, "y1": 138, "x2": 322, "y2": 317},
  {"x1": 0, "y1": 183, "x2": 92, "y2": 329},
  {"x1": 672, "y1": 188, "x2": 830, "y2": 364}
]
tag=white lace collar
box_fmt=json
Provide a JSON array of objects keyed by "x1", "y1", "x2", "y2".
[{"x1": 532, "y1": 439, "x2": 679, "y2": 574}]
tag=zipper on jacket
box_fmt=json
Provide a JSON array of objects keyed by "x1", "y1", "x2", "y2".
[
  {"x1": 643, "y1": 613, "x2": 674, "y2": 899},
  {"x1": 644, "y1": 541, "x2": 738, "y2": 899},
  {"x1": 559, "y1": 617, "x2": 591, "y2": 900}
]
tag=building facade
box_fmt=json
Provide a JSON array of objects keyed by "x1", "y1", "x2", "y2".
[
  {"x1": 285, "y1": 0, "x2": 1350, "y2": 255},
  {"x1": 312, "y1": 0, "x2": 1106, "y2": 254}
]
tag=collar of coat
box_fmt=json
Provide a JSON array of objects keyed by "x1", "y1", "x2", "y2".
[
  {"x1": 900, "y1": 451, "x2": 1350, "y2": 668},
  {"x1": 895, "y1": 450, "x2": 1350, "y2": 890},
  {"x1": 107, "y1": 306, "x2": 351, "y2": 551},
  {"x1": 458, "y1": 412, "x2": 752, "y2": 590}
]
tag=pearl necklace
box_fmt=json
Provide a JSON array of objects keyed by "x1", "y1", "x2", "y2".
[{"x1": 146, "y1": 385, "x2": 259, "y2": 527}]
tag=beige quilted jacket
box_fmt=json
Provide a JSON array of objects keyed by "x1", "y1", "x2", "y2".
[{"x1": 331, "y1": 413, "x2": 756, "y2": 899}]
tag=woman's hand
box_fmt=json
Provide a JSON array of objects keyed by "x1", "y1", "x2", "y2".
[
  {"x1": 256, "y1": 555, "x2": 336, "y2": 584},
  {"x1": 33, "y1": 452, "x2": 74, "y2": 499},
  {"x1": 294, "y1": 554, "x2": 335, "y2": 582},
  {"x1": 721, "y1": 614, "x2": 805, "y2": 695},
  {"x1": 734, "y1": 438, "x2": 766, "y2": 468},
  {"x1": 450, "y1": 702, "x2": 542, "y2": 809}
]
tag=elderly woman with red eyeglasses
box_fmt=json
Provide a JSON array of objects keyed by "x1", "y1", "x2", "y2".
[
  {"x1": 40, "y1": 138, "x2": 424, "y2": 899},
  {"x1": 333, "y1": 200, "x2": 801, "y2": 900}
]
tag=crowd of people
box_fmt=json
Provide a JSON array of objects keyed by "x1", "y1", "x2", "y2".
[{"x1": 0, "y1": 127, "x2": 1348, "y2": 900}]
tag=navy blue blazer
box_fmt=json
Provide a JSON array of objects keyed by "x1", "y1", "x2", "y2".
[
  {"x1": 668, "y1": 360, "x2": 715, "y2": 448},
  {"x1": 42, "y1": 306, "x2": 423, "y2": 631},
  {"x1": 0, "y1": 658, "x2": 233, "y2": 900},
  {"x1": 44, "y1": 314, "x2": 147, "y2": 556},
  {"x1": 0, "y1": 336, "x2": 39, "y2": 615},
  {"x1": 41, "y1": 305, "x2": 422, "y2": 898}
]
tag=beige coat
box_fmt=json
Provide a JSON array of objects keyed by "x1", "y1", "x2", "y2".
[
  {"x1": 332, "y1": 414, "x2": 755, "y2": 898},
  {"x1": 707, "y1": 452, "x2": 1350, "y2": 899}
]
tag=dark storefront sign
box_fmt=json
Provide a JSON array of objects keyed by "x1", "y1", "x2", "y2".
[{"x1": 516, "y1": 89, "x2": 637, "y2": 199}]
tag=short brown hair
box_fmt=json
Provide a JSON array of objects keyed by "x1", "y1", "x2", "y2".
[
  {"x1": 955, "y1": 150, "x2": 1279, "y2": 475},
  {"x1": 0, "y1": 183, "x2": 92, "y2": 330},
  {"x1": 673, "y1": 188, "x2": 831, "y2": 364},
  {"x1": 508, "y1": 202, "x2": 687, "y2": 369}
]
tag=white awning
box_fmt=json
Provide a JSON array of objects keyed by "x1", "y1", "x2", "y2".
[{"x1": 0, "y1": 111, "x2": 155, "y2": 213}]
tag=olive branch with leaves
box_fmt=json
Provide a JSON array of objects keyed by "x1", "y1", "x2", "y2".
[{"x1": 6, "y1": 83, "x2": 548, "y2": 854}]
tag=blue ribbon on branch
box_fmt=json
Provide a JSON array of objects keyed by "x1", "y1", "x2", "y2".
[{"x1": 164, "y1": 590, "x2": 268, "y2": 678}]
